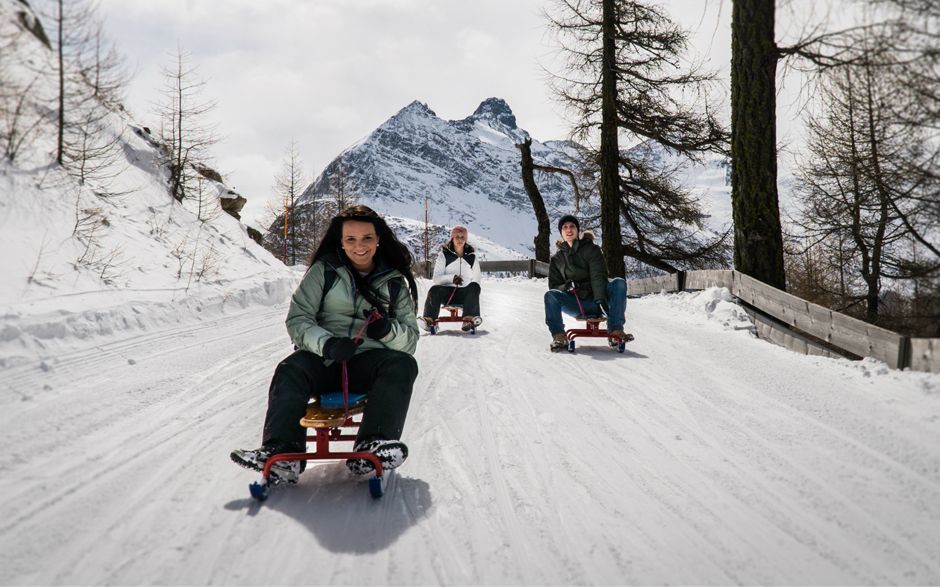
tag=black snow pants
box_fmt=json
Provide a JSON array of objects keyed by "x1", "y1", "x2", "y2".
[
  {"x1": 422, "y1": 282, "x2": 481, "y2": 319},
  {"x1": 262, "y1": 348, "x2": 418, "y2": 452}
]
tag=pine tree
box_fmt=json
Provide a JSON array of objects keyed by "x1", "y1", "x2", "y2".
[{"x1": 549, "y1": 0, "x2": 729, "y2": 276}]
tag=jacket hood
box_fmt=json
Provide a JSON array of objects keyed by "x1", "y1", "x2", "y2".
[
  {"x1": 443, "y1": 242, "x2": 475, "y2": 255},
  {"x1": 555, "y1": 230, "x2": 595, "y2": 249}
]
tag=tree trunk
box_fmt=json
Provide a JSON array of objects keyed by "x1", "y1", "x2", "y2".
[
  {"x1": 600, "y1": 0, "x2": 625, "y2": 277},
  {"x1": 730, "y1": 0, "x2": 786, "y2": 289},
  {"x1": 516, "y1": 138, "x2": 551, "y2": 262},
  {"x1": 174, "y1": 69, "x2": 184, "y2": 202},
  {"x1": 56, "y1": 0, "x2": 64, "y2": 166}
]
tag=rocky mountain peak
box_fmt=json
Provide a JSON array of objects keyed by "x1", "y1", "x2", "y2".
[
  {"x1": 394, "y1": 100, "x2": 437, "y2": 119},
  {"x1": 284, "y1": 97, "x2": 589, "y2": 257},
  {"x1": 469, "y1": 97, "x2": 517, "y2": 129}
]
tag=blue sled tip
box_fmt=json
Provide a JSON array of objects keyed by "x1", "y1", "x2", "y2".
[
  {"x1": 369, "y1": 476, "x2": 384, "y2": 498},
  {"x1": 249, "y1": 480, "x2": 269, "y2": 501}
]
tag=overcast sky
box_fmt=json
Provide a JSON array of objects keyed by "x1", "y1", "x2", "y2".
[{"x1": 95, "y1": 0, "x2": 825, "y2": 230}]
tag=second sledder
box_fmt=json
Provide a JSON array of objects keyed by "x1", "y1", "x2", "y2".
[
  {"x1": 545, "y1": 215, "x2": 630, "y2": 352},
  {"x1": 420, "y1": 225, "x2": 483, "y2": 333}
]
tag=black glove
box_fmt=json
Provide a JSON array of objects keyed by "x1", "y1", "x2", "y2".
[
  {"x1": 322, "y1": 337, "x2": 358, "y2": 361},
  {"x1": 595, "y1": 300, "x2": 609, "y2": 317},
  {"x1": 365, "y1": 308, "x2": 392, "y2": 339},
  {"x1": 452, "y1": 275, "x2": 464, "y2": 285}
]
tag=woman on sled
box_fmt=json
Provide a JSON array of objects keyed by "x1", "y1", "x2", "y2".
[
  {"x1": 419, "y1": 224, "x2": 483, "y2": 332},
  {"x1": 231, "y1": 205, "x2": 420, "y2": 485}
]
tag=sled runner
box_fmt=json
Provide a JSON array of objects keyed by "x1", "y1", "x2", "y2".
[
  {"x1": 564, "y1": 316, "x2": 634, "y2": 353},
  {"x1": 428, "y1": 304, "x2": 481, "y2": 335}
]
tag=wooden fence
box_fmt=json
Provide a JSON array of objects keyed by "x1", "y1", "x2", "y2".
[
  {"x1": 629, "y1": 269, "x2": 939, "y2": 374},
  {"x1": 416, "y1": 259, "x2": 938, "y2": 373},
  {"x1": 414, "y1": 259, "x2": 550, "y2": 279}
]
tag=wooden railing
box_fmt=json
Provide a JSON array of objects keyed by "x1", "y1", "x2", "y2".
[
  {"x1": 414, "y1": 259, "x2": 550, "y2": 279},
  {"x1": 414, "y1": 260, "x2": 938, "y2": 373},
  {"x1": 630, "y1": 269, "x2": 940, "y2": 374}
]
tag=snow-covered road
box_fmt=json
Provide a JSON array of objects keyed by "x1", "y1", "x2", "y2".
[{"x1": 2, "y1": 278, "x2": 939, "y2": 585}]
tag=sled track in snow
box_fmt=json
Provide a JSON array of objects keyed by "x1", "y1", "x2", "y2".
[{"x1": 2, "y1": 280, "x2": 939, "y2": 584}]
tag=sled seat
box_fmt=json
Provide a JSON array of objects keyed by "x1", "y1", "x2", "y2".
[
  {"x1": 300, "y1": 392, "x2": 367, "y2": 429},
  {"x1": 566, "y1": 316, "x2": 608, "y2": 340},
  {"x1": 436, "y1": 304, "x2": 466, "y2": 323},
  {"x1": 575, "y1": 316, "x2": 605, "y2": 324},
  {"x1": 441, "y1": 304, "x2": 464, "y2": 318}
]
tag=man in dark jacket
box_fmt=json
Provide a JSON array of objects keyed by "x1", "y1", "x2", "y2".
[{"x1": 545, "y1": 215, "x2": 628, "y2": 351}]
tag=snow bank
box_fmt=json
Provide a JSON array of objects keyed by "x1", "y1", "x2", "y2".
[
  {"x1": 0, "y1": 271, "x2": 299, "y2": 368},
  {"x1": 655, "y1": 286, "x2": 756, "y2": 332}
]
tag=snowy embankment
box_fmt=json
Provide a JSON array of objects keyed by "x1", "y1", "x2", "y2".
[
  {"x1": 0, "y1": 151, "x2": 299, "y2": 368},
  {"x1": 0, "y1": 269, "x2": 299, "y2": 369},
  {"x1": 1, "y1": 278, "x2": 939, "y2": 585}
]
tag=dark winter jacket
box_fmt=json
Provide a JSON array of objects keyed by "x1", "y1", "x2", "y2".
[
  {"x1": 548, "y1": 231, "x2": 609, "y2": 303},
  {"x1": 431, "y1": 243, "x2": 482, "y2": 287},
  {"x1": 286, "y1": 251, "x2": 419, "y2": 363}
]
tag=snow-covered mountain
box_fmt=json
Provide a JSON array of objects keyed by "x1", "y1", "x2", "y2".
[
  {"x1": 278, "y1": 96, "x2": 731, "y2": 259},
  {"x1": 284, "y1": 97, "x2": 588, "y2": 257}
]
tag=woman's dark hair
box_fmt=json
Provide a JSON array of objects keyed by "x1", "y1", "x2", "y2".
[{"x1": 309, "y1": 205, "x2": 418, "y2": 312}]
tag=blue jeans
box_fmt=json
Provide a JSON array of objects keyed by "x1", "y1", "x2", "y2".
[{"x1": 544, "y1": 278, "x2": 627, "y2": 335}]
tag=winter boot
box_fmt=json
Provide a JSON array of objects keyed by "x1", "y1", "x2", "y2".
[
  {"x1": 461, "y1": 316, "x2": 483, "y2": 332},
  {"x1": 607, "y1": 329, "x2": 634, "y2": 348},
  {"x1": 345, "y1": 438, "x2": 409, "y2": 475},
  {"x1": 230, "y1": 446, "x2": 302, "y2": 485},
  {"x1": 550, "y1": 332, "x2": 569, "y2": 352},
  {"x1": 418, "y1": 317, "x2": 435, "y2": 333}
]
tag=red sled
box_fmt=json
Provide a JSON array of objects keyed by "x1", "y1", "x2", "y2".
[
  {"x1": 428, "y1": 305, "x2": 482, "y2": 335},
  {"x1": 564, "y1": 316, "x2": 634, "y2": 353},
  {"x1": 248, "y1": 392, "x2": 388, "y2": 501}
]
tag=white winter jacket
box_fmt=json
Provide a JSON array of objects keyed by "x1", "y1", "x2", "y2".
[{"x1": 431, "y1": 243, "x2": 482, "y2": 287}]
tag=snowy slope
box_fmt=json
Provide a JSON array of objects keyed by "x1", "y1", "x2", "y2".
[
  {"x1": 0, "y1": 1, "x2": 295, "y2": 365},
  {"x1": 1, "y1": 278, "x2": 938, "y2": 585}
]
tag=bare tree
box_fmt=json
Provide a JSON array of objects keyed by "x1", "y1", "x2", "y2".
[
  {"x1": 548, "y1": 0, "x2": 729, "y2": 276},
  {"x1": 304, "y1": 192, "x2": 335, "y2": 256},
  {"x1": 329, "y1": 159, "x2": 358, "y2": 213},
  {"x1": 0, "y1": 65, "x2": 45, "y2": 163},
  {"x1": 272, "y1": 140, "x2": 306, "y2": 265},
  {"x1": 791, "y1": 47, "x2": 939, "y2": 325},
  {"x1": 0, "y1": 18, "x2": 41, "y2": 162},
  {"x1": 516, "y1": 137, "x2": 553, "y2": 262},
  {"x1": 156, "y1": 45, "x2": 217, "y2": 203},
  {"x1": 41, "y1": 0, "x2": 128, "y2": 189}
]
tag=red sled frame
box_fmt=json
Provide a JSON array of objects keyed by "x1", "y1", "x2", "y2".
[
  {"x1": 429, "y1": 304, "x2": 478, "y2": 334},
  {"x1": 249, "y1": 329, "x2": 391, "y2": 502},
  {"x1": 250, "y1": 403, "x2": 388, "y2": 501},
  {"x1": 565, "y1": 316, "x2": 627, "y2": 353}
]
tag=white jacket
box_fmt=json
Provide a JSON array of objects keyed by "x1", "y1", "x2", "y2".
[{"x1": 432, "y1": 244, "x2": 481, "y2": 287}]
